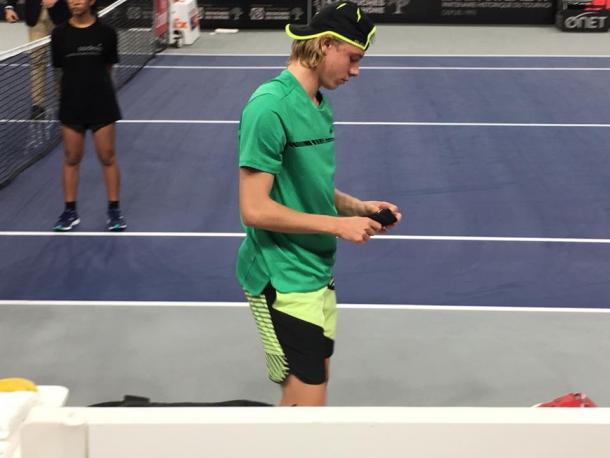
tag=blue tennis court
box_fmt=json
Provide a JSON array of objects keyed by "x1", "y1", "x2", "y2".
[
  {"x1": 3, "y1": 44, "x2": 610, "y2": 409},
  {"x1": 2, "y1": 54, "x2": 610, "y2": 308}
]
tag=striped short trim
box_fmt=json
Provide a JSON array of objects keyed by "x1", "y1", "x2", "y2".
[{"x1": 245, "y1": 290, "x2": 290, "y2": 383}]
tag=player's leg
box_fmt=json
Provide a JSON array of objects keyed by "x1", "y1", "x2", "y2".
[
  {"x1": 53, "y1": 124, "x2": 85, "y2": 231},
  {"x1": 92, "y1": 123, "x2": 126, "y2": 231},
  {"x1": 245, "y1": 283, "x2": 336, "y2": 406},
  {"x1": 280, "y1": 373, "x2": 327, "y2": 406},
  {"x1": 92, "y1": 123, "x2": 119, "y2": 201},
  {"x1": 278, "y1": 356, "x2": 331, "y2": 405},
  {"x1": 279, "y1": 290, "x2": 335, "y2": 406},
  {"x1": 62, "y1": 125, "x2": 86, "y2": 201}
]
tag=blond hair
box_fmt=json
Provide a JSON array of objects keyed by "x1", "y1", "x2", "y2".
[{"x1": 288, "y1": 36, "x2": 340, "y2": 69}]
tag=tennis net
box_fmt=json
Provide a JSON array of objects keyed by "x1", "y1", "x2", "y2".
[{"x1": 0, "y1": 0, "x2": 158, "y2": 189}]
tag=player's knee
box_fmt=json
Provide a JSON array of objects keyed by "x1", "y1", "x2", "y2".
[
  {"x1": 98, "y1": 151, "x2": 116, "y2": 167},
  {"x1": 64, "y1": 153, "x2": 82, "y2": 167}
]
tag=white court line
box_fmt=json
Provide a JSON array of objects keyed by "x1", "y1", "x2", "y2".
[
  {"x1": 333, "y1": 121, "x2": 610, "y2": 128},
  {"x1": 5, "y1": 120, "x2": 610, "y2": 128},
  {"x1": 0, "y1": 231, "x2": 245, "y2": 237},
  {"x1": 3, "y1": 232, "x2": 610, "y2": 244},
  {"x1": 162, "y1": 53, "x2": 289, "y2": 57},
  {"x1": 162, "y1": 52, "x2": 610, "y2": 58},
  {"x1": 1, "y1": 299, "x2": 609, "y2": 313},
  {"x1": 151, "y1": 64, "x2": 610, "y2": 70},
  {"x1": 120, "y1": 120, "x2": 610, "y2": 128},
  {"x1": 119, "y1": 119, "x2": 238, "y2": 124},
  {"x1": 145, "y1": 65, "x2": 610, "y2": 71},
  {"x1": 148, "y1": 65, "x2": 284, "y2": 69}
]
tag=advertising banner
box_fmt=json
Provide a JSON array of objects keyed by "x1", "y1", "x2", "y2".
[
  {"x1": 556, "y1": 9, "x2": 609, "y2": 31},
  {"x1": 99, "y1": 0, "x2": 155, "y2": 28},
  {"x1": 313, "y1": 0, "x2": 556, "y2": 25},
  {"x1": 198, "y1": 0, "x2": 309, "y2": 29}
]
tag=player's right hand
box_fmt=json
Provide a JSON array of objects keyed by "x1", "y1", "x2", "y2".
[
  {"x1": 335, "y1": 216, "x2": 382, "y2": 244},
  {"x1": 5, "y1": 9, "x2": 18, "y2": 22}
]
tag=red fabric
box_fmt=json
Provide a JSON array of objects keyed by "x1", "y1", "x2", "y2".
[
  {"x1": 585, "y1": 0, "x2": 608, "y2": 10},
  {"x1": 536, "y1": 392, "x2": 597, "y2": 408}
]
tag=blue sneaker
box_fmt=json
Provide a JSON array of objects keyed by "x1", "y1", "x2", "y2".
[
  {"x1": 53, "y1": 210, "x2": 80, "y2": 232},
  {"x1": 107, "y1": 208, "x2": 127, "y2": 231}
]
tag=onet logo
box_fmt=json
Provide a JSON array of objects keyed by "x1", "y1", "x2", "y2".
[{"x1": 564, "y1": 12, "x2": 608, "y2": 29}]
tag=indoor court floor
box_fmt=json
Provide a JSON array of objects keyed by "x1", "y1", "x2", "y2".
[{"x1": 1, "y1": 25, "x2": 609, "y2": 407}]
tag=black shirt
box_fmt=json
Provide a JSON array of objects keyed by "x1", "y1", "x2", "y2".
[
  {"x1": 6, "y1": 0, "x2": 70, "y2": 27},
  {"x1": 51, "y1": 19, "x2": 122, "y2": 124}
]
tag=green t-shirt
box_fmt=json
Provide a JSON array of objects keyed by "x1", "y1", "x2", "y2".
[{"x1": 236, "y1": 69, "x2": 337, "y2": 295}]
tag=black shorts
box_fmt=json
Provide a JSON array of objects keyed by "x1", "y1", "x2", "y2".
[
  {"x1": 244, "y1": 282, "x2": 337, "y2": 385},
  {"x1": 62, "y1": 122, "x2": 112, "y2": 133}
]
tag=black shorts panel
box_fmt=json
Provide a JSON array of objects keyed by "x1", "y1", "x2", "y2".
[
  {"x1": 63, "y1": 122, "x2": 112, "y2": 133},
  {"x1": 270, "y1": 307, "x2": 333, "y2": 385},
  {"x1": 252, "y1": 282, "x2": 336, "y2": 385}
]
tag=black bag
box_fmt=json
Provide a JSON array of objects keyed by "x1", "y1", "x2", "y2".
[{"x1": 90, "y1": 395, "x2": 272, "y2": 407}]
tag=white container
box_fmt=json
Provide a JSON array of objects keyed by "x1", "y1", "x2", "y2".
[{"x1": 169, "y1": 0, "x2": 200, "y2": 47}]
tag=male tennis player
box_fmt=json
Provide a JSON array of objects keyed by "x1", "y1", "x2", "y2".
[{"x1": 237, "y1": 1, "x2": 401, "y2": 406}]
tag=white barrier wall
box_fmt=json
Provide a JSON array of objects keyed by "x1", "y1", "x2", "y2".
[{"x1": 21, "y1": 407, "x2": 610, "y2": 458}]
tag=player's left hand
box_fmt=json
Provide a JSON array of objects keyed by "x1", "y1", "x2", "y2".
[{"x1": 362, "y1": 201, "x2": 402, "y2": 231}]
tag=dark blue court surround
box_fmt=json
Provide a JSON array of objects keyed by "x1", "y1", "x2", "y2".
[
  {"x1": 119, "y1": 56, "x2": 610, "y2": 124},
  {"x1": 1, "y1": 235, "x2": 610, "y2": 308},
  {"x1": 1, "y1": 55, "x2": 610, "y2": 307}
]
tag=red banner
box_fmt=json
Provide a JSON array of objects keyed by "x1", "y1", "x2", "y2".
[{"x1": 155, "y1": 0, "x2": 169, "y2": 37}]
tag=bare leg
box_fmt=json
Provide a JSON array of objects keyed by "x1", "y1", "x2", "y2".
[
  {"x1": 62, "y1": 126, "x2": 85, "y2": 202},
  {"x1": 92, "y1": 123, "x2": 120, "y2": 201},
  {"x1": 279, "y1": 358, "x2": 330, "y2": 406}
]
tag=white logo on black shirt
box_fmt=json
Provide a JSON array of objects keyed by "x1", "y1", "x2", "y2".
[
  {"x1": 66, "y1": 43, "x2": 103, "y2": 58},
  {"x1": 78, "y1": 44, "x2": 103, "y2": 53}
]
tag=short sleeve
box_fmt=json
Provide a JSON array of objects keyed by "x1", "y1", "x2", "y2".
[
  {"x1": 238, "y1": 95, "x2": 286, "y2": 174},
  {"x1": 50, "y1": 27, "x2": 63, "y2": 68},
  {"x1": 103, "y1": 26, "x2": 119, "y2": 64}
]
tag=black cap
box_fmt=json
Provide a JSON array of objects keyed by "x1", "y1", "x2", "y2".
[{"x1": 286, "y1": 2, "x2": 376, "y2": 51}]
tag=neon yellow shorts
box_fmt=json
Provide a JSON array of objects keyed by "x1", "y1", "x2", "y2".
[{"x1": 244, "y1": 282, "x2": 337, "y2": 385}]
